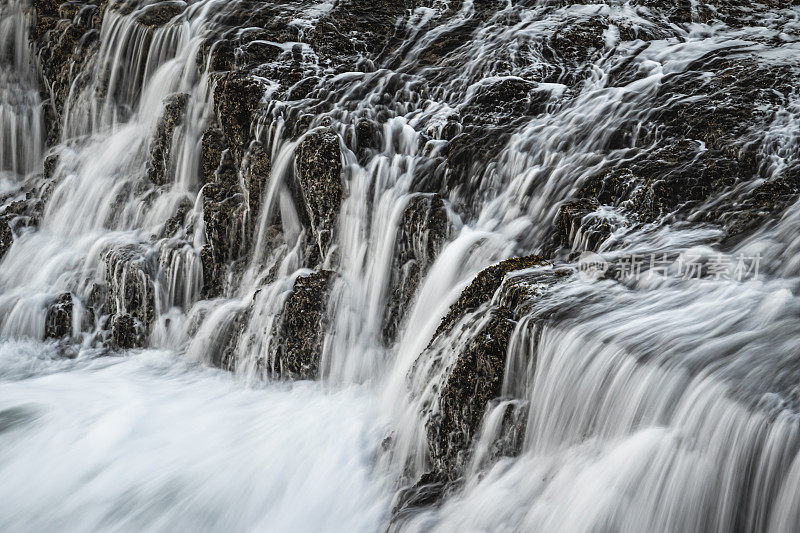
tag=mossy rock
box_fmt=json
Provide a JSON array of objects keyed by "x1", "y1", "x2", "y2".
[
  {"x1": 147, "y1": 93, "x2": 189, "y2": 185},
  {"x1": 384, "y1": 194, "x2": 451, "y2": 344},
  {"x1": 412, "y1": 255, "x2": 557, "y2": 483},
  {"x1": 160, "y1": 197, "x2": 193, "y2": 238},
  {"x1": 427, "y1": 308, "x2": 514, "y2": 478},
  {"x1": 201, "y1": 126, "x2": 226, "y2": 185},
  {"x1": 109, "y1": 313, "x2": 142, "y2": 349},
  {"x1": 134, "y1": 1, "x2": 186, "y2": 28},
  {"x1": 44, "y1": 292, "x2": 73, "y2": 339},
  {"x1": 295, "y1": 130, "x2": 343, "y2": 258},
  {"x1": 0, "y1": 218, "x2": 13, "y2": 261},
  {"x1": 433, "y1": 255, "x2": 548, "y2": 340},
  {"x1": 102, "y1": 246, "x2": 156, "y2": 329},
  {"x1": 242, "y1": 141, "x2": 271, "y2": 227},
  {"x1": 213, "y1": 73, "x2": 264, "y2": 164},
  {"x1": 273, "y1": 270, "x2": 335, "y2": 379}
]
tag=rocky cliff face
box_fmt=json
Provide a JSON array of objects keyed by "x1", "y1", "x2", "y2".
[{"x1": 6, "y1": 0, "x2": 800, "y2": 522}]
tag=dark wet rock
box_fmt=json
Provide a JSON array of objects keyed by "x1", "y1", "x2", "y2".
[
  {"x1": 213, "y1": 73, "x2": 264, "y2": 164},
  {"x1": 147, "y1": 93, "x2": 189, "y2": 185},
  {"x1": 546, "y1": 16, "x2": 608, "y2": 83},
  {"x1": 468, "y1": 78, "x2": 539, "y2": 117},
  {"x1": 429, "y1": 308, "x2": 514, "y2": 477},
  {"x1": 30, "y1": 1, "x2": 104, "y2": 141},
  {"x1": 440, "y1": 74, "x2": 550, "y2": 210},
  {"x1": 636, "y1": 0, "x2": 693, "y2": 24},
  {"x1": 555, "y1": 55, "x2": 799, "y2": 252},
  {"x1": 0, "y1": 185, "x2": 49, "y2": 231},
  {"x1": 201, "y1": 126, "x2": 226, "y2": 185},
  {"x1": 241, "y1": 40, "x2": 283, "y2": 64},
  {"x1": 412, "y1": 14, "x2": 482, "y2": 70},
  {"x1": 719, "y1": 166, "x2": 800, "y2": 240},
  {"x1": 109, "y1": 312, "x2": 142, "y2": 349},
  {"x1": 295, "y1": 130, "x2": 343, "y2": 258},
  {"x1": 43, "y1": 154, "x2": 59, "y2": 179},
  {"x1": 485, "y1": 400, "x2": 529, "y2": 463},
  {"x1": 413, "y1": 255, "x2": 564, "y2": 482},
  {"x1": 242, "y1": 141, "x2": 271, "y2": 226},
  {"x1": 442, "y1": 128, "x2": 508, "y2": 198},
  {"x1": 307, "y1": 0, "x2": 420, "y2": 69},
  {"x1": 209, "y1": 305, "x2": 251, "y2": 371},
  {"x1": 160, "y1": 197, "x2": 193, "y2": 238},
  {"x1": 392, "y1": 471, "x2": 448, "y2": 520},
  {"x1": 273, "y1": 270, "x2": 335, "y2": 379},
  {"x1": 201, "y1": 153, "x2": 248, "y2": 298},
  {"x1": 133, "y1": 0, "x2": 185, "y2": 28},
  {"x1": 384, "y1": 194, "x2": 451, "y2": 344},
  {"x1": 557, "y1": 198, "x2": 610, "y2": 251},
  {"x1": 199, "y1": 38, "x2": 235, "y2": 72},
  {"x1": 102, "y1": 245, "x2": 156, "y2": 330},
  {"x1": 434, "y1": 255, "x2": 548, "y2": 340},
  {"x1": 633, "y1": 0, "x2": 792, "y2": 26},
  {"x1": 0, "y1": 218, "x2": 13, "y2": 261},
  {"x1": 199, "y1": 245, "x2": 218, "y2": 298},
  {"x1": 44, "y1": 292, "x2": 73, "y2": 339},
  {"x1": 654, "y1": 58, "x2": 793, "y2": 159}
]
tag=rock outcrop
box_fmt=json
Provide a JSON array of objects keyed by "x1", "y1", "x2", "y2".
[
  {"x1": 147, "y1": 93, "x2": 189, "y2": 186},
  {"x1": 109, "y1": 312, "x2": 142, "y2": 349},
  {"x1": 294, "y1": 131, "x2": 343, "y2": 260},
  {"x1": 100, "y1": 245, "x2": 156, "y2": 347},
  {"x1": 272, "y1": 270, "x2": 335, "y2": 379},
  {"x1": 554, "y1": 55, "x2": 798, "y2": 252},
  {"x1": 414, "y1": 257, "x2": 561, "y2": 477},
  {"x1": 31, "y1": 0, "x2": 104, "y2": 142},
  {"x1": 213, "y1": 73, "x2": 264, "y2": 165},
  {"x1": 0, "y1": 218, "x2": 13, "y2": 261},
  {"x1": 384, "y1": 194, "x2": 451, "y2": 344},
  {"x1": 44, "y1": 292, "x2": 73, "y2": 339},
  {"x1": 395, "y1": 255, "x2": 566, "y2": 514}
]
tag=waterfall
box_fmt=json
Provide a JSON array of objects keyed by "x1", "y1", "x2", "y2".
[
  {"x1": 1, "y1": 0, "x2": 799, "y2": 531},
  {"x1": 0, "y1": 0, "x2": 43, "y2": 179}
]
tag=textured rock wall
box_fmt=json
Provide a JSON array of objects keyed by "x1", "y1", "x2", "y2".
[{"x1": 12, "y1": 0, "x2": 800, "y2": 515}]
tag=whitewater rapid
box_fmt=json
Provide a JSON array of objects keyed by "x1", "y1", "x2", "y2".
[
  {"x1": 0, "y1": 342, "x2": 395, "y2": 531},
  {"x1": 2, "y1": 0, "x2": 800, "y2": 531}
]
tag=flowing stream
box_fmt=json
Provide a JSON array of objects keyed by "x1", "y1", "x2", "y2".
[{"x1": 1, "y1": 0, "x2": 800, "y2": 531}]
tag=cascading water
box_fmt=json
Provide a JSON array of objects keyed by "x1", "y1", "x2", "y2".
[
  {"x1": 1, "y1": 0, "x2": 800, "y2": 531},
  {"x1": 0, "y1": 0, "x2": 43, "y2": 180}
]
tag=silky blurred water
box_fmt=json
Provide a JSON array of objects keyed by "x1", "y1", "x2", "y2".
[
  {"x1": 1, "y1": 0, "x2": 800, "y2": 531},
  {"x1": 0, "y1": 342, "x2": 394, "y2": 532}
]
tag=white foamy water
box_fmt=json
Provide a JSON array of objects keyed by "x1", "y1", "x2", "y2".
[
  {"x1": 1, "y1": 0, "x2": 800, "y2": 531},
  {"x1": 0, "y1": 343, "x2": 393, "y2": 532}
]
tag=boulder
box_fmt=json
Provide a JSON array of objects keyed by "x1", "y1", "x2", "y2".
[
  {"x1": 272, "y1": 270, "x2": 335, "y2": 379},
  {"x1": 406, "y1": 256, "x2": 566, "y2": 486},
  {"x1": 147, "y1": 93, "x2": 189, "y2": 185},
  {"x1": 109, "y1": 313, "x2": 142, "y2": 349},
  {"x1": 384, "y1": 194, "x2": 450, "y2": 343},
  {"x1": 44, "y1": 292, "x2": 73, "y2": 339},
  {"x1": 0, "y1": 218, "x2": 13, "y2": 261},
  {"x1": 213, "y1": 73, "x2": 264, "y2": 164},
  {"x1": 295, "y1": 131, "x2": 343, "y2": 258},
  {"x1": 134, "y1": 1, "x2": 186, "y2": 28}
]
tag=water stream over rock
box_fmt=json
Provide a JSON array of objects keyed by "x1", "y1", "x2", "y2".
[{"x1": 1, "y1": 0, "x2": 799, "y2": 531}]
